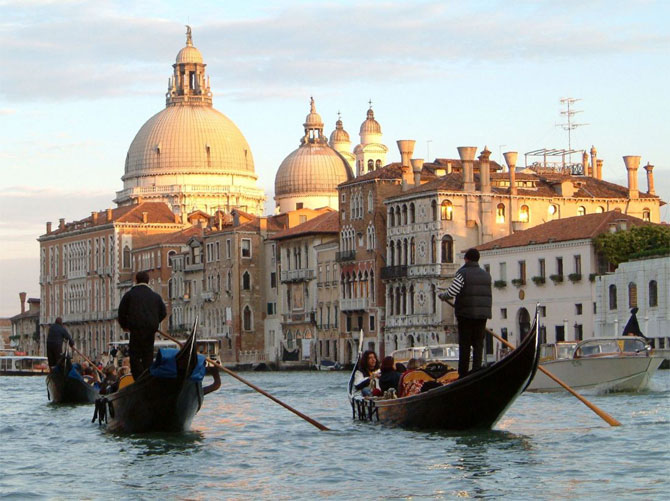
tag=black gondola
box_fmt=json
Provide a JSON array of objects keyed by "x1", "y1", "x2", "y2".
[
  {"x1": 93, "y1": 321, "x2": 220, "y2": 433},
  {"x1": 46, "y1": 358, "x2": 100, "y2": 404},
  {"x1": 349, "y1": 310, "x2": 541, "y2": 430}
]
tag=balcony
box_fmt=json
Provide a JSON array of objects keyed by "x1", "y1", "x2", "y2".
[
  {"x1": 281, "y1": 311, "x2": 316, "y2": 324},
  {"x1": 280, "y1": 269, "x2": 316, "y2": 283},
  {"x1": 381, "y1": 265, "x2": 407, "y2": 280},
  {"x1": 201, "y1": 291, "x2": 215, "y2": 302},
  {"x1": 341, "y1": 297, "x2": 369, "y2": 311},
  {"x1": 336, "y1": 250, "x2": 356, "y2": 262}
]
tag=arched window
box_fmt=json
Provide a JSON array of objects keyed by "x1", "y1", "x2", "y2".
[
  {"x1": 368, "y1": 191, "x2": 373, "y2": 212},
  {"x1": 388, "y1": 208, "x2": 394, "y2": 227},
  {"x1": 395, "y1": 240, "x2": 401, "y2": 266},
  {"x1": 519, "y1": 205, "x2": 530, "y2": 223},
  {"x1": 367, "y1": 159, "x2": 374, "y2": 171},
  {"x1": 577, "y1": 206, "x2": 586, "y2": 216},
  {"x1": 122, "y1": 245, "x2": 131, "y2": 269},
  {"x1": 167, "y1": 250, "x2": 176, "y2": 267},
  {"x1": 441, "y1": 200, "x2": 453, "y2": 221},
  {"x1": 409, "y1": 203, "x2": 415, "y2": 223},
  {"x1": 609, "y1": 284, "x2": 617, "y2": 310},
  {"x1": 596, "y1": 206, "x2": 604, "y2": 213},
  {"x1": 395, "y1": 206, "x2": 401, "y2": 225},
  {"x1": 649, "y1": 280, "x2": 658, "y2": 307},
  {"x1": 441, "y1": 235, "x2": 454, "y2": 263},
  {"x1": 410, "y1": 238, "x2": 416, "y2": 265},
  {"x1": 389, "y1": 243, "x2": 395, "y2": 266},
  {"x1": 548, "y1": 204, "x2": 558, "y2": 219},
  {"x1": 402, "y1": 205, "x2": 408, "y2": 225},
  {"x1": 409, "y1": 286, "x2": 415, "y2": 315},
  {"x1": 403, "y1": 239, "x2": 408, "y2": 265},
  {"x1": 242, "y1": 271, "x2": 251, "y2": 290},
  {"x1": 375, "y1": 159, "x2": 382, "y2": 169},
  {"x1": 389, "y1": 287, "x2": 395, "y2": 316},
  {"x1": 628, "y1": 282, "x2": 637, "y2": 308},
  {"x1": 642, "y1": 208, "x2": 651, "y2": 222},
  {"x1": 243, "y1": 306, "x2": 252, "y2": 331},
  {"x1": 496, "y1": 203, "x2": 505, "y2": 223},
  {"x1": 431, "y1": 284, "x2": 436, "y2": 314},
  {"x1": 431, "y1": 235, "x2": 437, "y2": 263},
  {"x1": 431, "y1": 200, "x2": 438, "y2": 221}
]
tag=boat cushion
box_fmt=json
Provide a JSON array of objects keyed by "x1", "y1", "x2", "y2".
[
  {"x1": 189, "y1": 355, "x2": 206, "y2": 382},
  {"x1": 68, "y1": 363, "x2": 84, "y2": 381},
  {"x1": 149, "y1": 348, "x2": 207, "y2": 381}
]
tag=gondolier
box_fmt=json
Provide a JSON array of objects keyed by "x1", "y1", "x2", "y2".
[
  {"x1": 46, "y1": 317, "x2": 75, "y2": 367},
  {"x1": 438, "y1": 248, "x2": 492, "y2": 378},
  {"x1": 117, "y1": 271, "x2": 167, "y2": 380}
]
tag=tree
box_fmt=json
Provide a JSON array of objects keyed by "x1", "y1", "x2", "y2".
[{"x1": 593, "y1": 225, "x2": 670, "y2": 267}]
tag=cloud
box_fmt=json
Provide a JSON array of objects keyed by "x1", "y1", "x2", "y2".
[{"x1": 1, "y1": 1, "x2": 667, "y2": 102}]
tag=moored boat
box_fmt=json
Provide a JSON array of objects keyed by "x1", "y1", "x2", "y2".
[
  {"x1": 0, "y1": 355, "x2": 49, "y2": 376},
  {"x1": 93, "y1": 322, "x2": 220, "y2": 433},
  {"x1": 526, "y1": 337, "x2": 664, "y2": 393},
  {"x1": 349, "y1": 310, "x2": 541, "y2": 430},
  {"x1": 46, "y1": 359, "x2": 100, "y2": 404}
]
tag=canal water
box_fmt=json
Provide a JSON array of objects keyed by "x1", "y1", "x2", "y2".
[{"x1": 1, "y1": 371, "x2": 668, "y2": 500}]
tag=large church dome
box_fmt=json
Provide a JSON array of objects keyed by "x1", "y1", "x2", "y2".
[
  {"x1": 115, "y1": 27, "x2": 265, "y2": 216},
  {"x1": 274, "y1": 98, "x2": 353, "y2": 213}
]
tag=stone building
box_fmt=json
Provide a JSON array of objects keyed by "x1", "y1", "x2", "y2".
[
  {"x1": 10, "y1": 294, "x2": 40, "y2": 355},
  {"x1": 477, "y1": 212, "x2": 654, "y2": 350},
  {"x1": 0, "y1": 318, "x2": 11, "y2": 350},
  {"x1": 381, "y1": 145, "x2": 663, "y2": 355}
]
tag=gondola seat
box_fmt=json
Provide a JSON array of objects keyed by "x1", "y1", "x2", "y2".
[{"x1": 118, "y1": 374, "x2": 134, "y2": 390}]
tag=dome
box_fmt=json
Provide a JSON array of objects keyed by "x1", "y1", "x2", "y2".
[
  {"x1": 304, "y1": 97, "x2": 323, "y2": 129},
  {"x1": 176, "y1": 45, "x2": 203, "y2": 64},
  {"x1": 275, "y1": 144, "x2": 353, "y2": 196},
  {"x1": 360, "y1": 107, "x2": 381, "y2": 135},
  {"x1": 329, "y1": 117, "x2": 350, "y2": 144},
  {"x1": 124, "y1": 105, "x2": 255, "y2": 178}
]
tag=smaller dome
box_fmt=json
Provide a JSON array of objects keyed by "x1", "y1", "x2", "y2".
[
  {"x1": 304, "y1": 97, "x2": 323, "y2": 129},
  {"x1": 176, "y1": 45, "x2": 203, "y2": 64},
  {"x1": 360, "y1": 107, "x2": 381, "y2": 135},
  {"x1": 329, "y1": 116, "x2": 350, "y2": 144}
]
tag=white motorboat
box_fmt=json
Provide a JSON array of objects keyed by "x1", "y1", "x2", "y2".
[
  {"x1": 527, "y1": 336, "x2": 664, "y2": 393},
  {"x1": 0, "y1": 354, "x2": 49, "y2": 376},
  {"x1": 390, "y1": 344, "x2": 460, "y2": 370}
]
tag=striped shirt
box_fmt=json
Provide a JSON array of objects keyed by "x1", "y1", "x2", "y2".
[{"x1": 444, "y1": 272, "x2": 465, "y2": 298}]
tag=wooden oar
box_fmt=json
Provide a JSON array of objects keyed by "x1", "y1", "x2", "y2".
[
  {"x1": 486, "y1": 327, "x2": 620, "y2": 426},
  {"x1": 442, "y1": 299, "x2": 620, "y2": 427},
  {"x1": 157, "y1": 330, "x2": 330, "y2": 431},
  {"x1": 71, "y1": 345, "x2": 104, "y2": 378}
]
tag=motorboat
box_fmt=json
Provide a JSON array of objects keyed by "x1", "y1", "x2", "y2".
[
  {"x1": 316, "y1": 359, "x2": 341, "y2": 371},
  {"x1": 0, "y1": 355, "x2": 49, "y2": 376},
  {"x1": 526, "y1": 336, "x2": 664, "y2": 393},
  {"x1": 390, "y1": 344, "x2": 460, "y2": 370}
]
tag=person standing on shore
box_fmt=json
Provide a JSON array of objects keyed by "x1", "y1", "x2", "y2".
[
  {"x1": 46, "y1": 317, "x2": 75, "y2": 367},
  {"x1": 439, "y1": 248, "x2": 492, "y2": 378},
  {"x1": 117, "y1": 271, "x2": 167, "y2": 380}
]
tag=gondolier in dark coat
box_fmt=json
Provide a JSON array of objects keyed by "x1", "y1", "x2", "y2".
[
  {"x1": 47, "y1": 317, "x2": 75, "y2": 367},
  {"x1": 117, "y1": 271, "x2": 167, "y2": 380},
  {"x1": 439, "y1": 248, "x2": 492, "y2": 378}
]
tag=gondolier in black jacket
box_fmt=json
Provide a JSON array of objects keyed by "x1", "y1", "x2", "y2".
[
  {"x1": 117, "y1": 271, "x2": 167, "y2": 380},
  {"x1": 439, "y1": 248, "x2": 492, "y2": 378},
  {"x1": 47, "y1": 317, "x2": 75, "y2": 367}
]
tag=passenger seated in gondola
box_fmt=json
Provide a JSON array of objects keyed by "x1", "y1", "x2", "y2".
[
  {"x1": 353, "y1": 350, "x2": 381, "y2": 397},
  {"x1": 81, "y1": 362, "x2": 100, "y2": 384},
  {"x1": 100, "y1": 365, "x2": 119, "y2": 395},
  {"x1": 378, "y1": 356, "x2": 402, "y2": 395},
  {"x1": 398, "y1": 358, "x2": 424, "y2": 397}
]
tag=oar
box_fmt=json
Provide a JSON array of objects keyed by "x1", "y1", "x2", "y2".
[
  {"x1": 71, "y1": 345, "x2": 104, "y2": 379},
  {"x1": 443, "y1": 299, "x2": 620, "y2": 427},
  {"x1": 157, "y1": 330, "x2": 330, "y2": 431}
]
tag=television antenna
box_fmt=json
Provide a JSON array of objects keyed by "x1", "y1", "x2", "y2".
[{"x1": 556, "y1": 98, "x2": 588, "y2": 163}]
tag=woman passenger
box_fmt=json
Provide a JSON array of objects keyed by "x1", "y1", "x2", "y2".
[
  {"x1": 353, "y1": 350, "x2": 381, "y2": 396},
  {"x1": 378, "y1": 356, "x2": 402, "y2": 393}
]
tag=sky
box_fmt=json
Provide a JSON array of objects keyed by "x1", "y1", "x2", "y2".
[{"x1": 1, "y1": 0, "x2": 669, "y2": 317}]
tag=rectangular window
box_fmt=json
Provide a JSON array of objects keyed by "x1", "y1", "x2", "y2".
[
  {"x1": 539, "y1": 258, "x2": 545, "y2": 278},
  {"x1": 539, "y1": 305, "x2": 546, "y2": 317},
  {"x1": 574, "y1": 255, "x2": 581, "y2": 274},
  {"x1": 484, "y1": 264, "x2": 490, "y2": 274},
  {"x1": 575, "y1": 303, "x2": 582, "y2": 315},
  {"x1": 556, "y1": 257, "x2": 563, "y2": 276},
  {"x1": 369, "y1": 315, "x2": 375, "y2": 332},
  {"x1": 357, "y1": 315, "x2": 364, "y2": 330},
  {"x1": 346, "y1": 315, "x2": 351, "y2": 332},
  {"x1": 270, "y1": 272, "x2": 277, "y2": 289},
  {"x1": 499, "y1": 262, "x2": 507, "y2": 282},
  {"x1": 266, "y1": 302, "x2": 276, "y2": 315},
  {"x1": 500, "y1": 308, "x2": 507, "y2": 319},
  {"x1": 241, "y1": 239, "x2": 251, "y2": 258},
  {"x1": 334, "y1": 306, "x2": 338, "y2": 328},
  {"x1": 575, "y1": 324, "x2": 583, "y2": 341},
  {"x1": 518, "y1": 260, "x2": 526, "y2": 284},
  {"x1": 226, "y1": 239, "x2": 231, "y2": 259},
  {"x1": 593, "y1": 302, "x2": 597, "y2": 314},
  {"x1": 216, "y1": 242, "x2": 220, "y2": 261},
  {"x1": 555, "y1": 325, "x2": 565, "y2": 343}
]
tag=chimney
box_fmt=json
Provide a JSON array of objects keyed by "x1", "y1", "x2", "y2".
[
  {"x1": 644, "y1": 163, "x2": 655, "y2": 195},
  {"x1": 46, "y1": 221, "x2": 52, "y2": 233},
  {"x1": 478, "y1": 147, "x2": 491, "y2": 193},
  {"x1": 142, "y1": 211, "x2": 149, "y2": 223},
  {"x1": 91, "y1": 211, "x2": 98, "y2": 224},
  {"x1": 582, "y1": 151, "x2": 589, "y2": 176},
  {"x1": 19, "y1": 292, "x2": 26, "y2": 314},
  {"x1": 596, "y1": 159, "x2": 603, "y2": 180},
  {"x1": 411, "y1": 158, "x2": 424, "y2": 186},
  {"x1": 107, "y1": 208, "x2": 113, "y2": 221},
  {"x1": 623, "y1": 155, "x2": 641, "y2": 199},
  {"x1": 59, "y1": 218, "x2": 65, "y2": 230},
  {"x1": 590, "y1": 145, "x2": 598, "y2": 178},
  {"x1": 174, "y1": 214, "x2": 180, "y2": 224},
  {"x1": 260, "y1": 217, "x2": 268, "y2": 231},
  {"x1": 503, "y1": 151, "x2": 518, "y2": 195},
  {"x1": 397, "y1": 140, "x2": 416, "y2": 189},
  {"x1": 458, "y1": 146, "x2": 477, "y2": 192},
  {"x1": 137, "y1": 195, "x2": 143, "y2": 204}
]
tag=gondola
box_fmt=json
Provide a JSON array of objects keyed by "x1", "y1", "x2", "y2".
[
  {"x1": 349, "y1": 309, "x2": 541, "y2": 430},
  {"x1": 93, "y1": 321, "x2": 220, "y2": 433},
  {"x1": 46, "y1": 357, "x2": 99, "y2": 404}
]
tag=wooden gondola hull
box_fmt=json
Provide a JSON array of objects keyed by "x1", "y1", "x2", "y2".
[
  {"x1": 102, "y1": 376, "x2": 204, "y2": 433},
  {"x1": 46, "y1": 372, "x2": 99, "y2": 404},
  {"x1": 351, "y1": 318, "x2": 540, "y2": 430}
]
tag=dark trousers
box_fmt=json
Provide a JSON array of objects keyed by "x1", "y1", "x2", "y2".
[
  {"x1": 129, "y1": 330, "x2": 156, "y2": 380},
  {"x1": 457, "y1": 316, "x2": 487, "y2": 378},
  {"x1": 47, "y1": 343, "x2": 64, "y2": 367}
]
